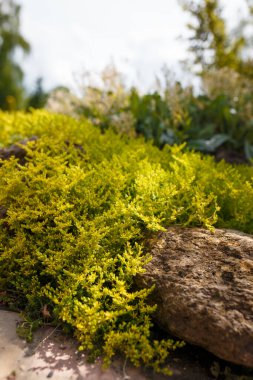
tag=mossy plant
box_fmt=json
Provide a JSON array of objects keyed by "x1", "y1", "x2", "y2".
[{"x1": 0, "y1": 110, "x2": 252, "y2": 374}]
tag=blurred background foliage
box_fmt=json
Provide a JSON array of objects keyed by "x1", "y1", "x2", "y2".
[
  {"x1": 1, "y1": 0, "x2": 253, "y2": 161},
  {"x1": 0, "y1": 0, "x2": 30, "y2": 109},
  {"x1": 0, "y1": 0, "x2": 48, "y2": 110}
]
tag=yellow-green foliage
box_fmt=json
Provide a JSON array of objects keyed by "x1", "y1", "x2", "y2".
[{"x1": 0, "y1": 111, "x2": 253, "y2": 373}]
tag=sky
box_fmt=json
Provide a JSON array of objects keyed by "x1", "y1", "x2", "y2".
[{"x1": 18, "y1": 0, "x2": 248, "y2": 93}]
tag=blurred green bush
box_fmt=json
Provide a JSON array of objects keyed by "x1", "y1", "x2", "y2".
[{"x1": 46, "y1": 65, "x2": 253, "y2": 161}]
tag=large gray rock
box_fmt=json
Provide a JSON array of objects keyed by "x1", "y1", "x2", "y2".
[{"x1": 136, "y1": 227, "x2": 253, "y2": 368}]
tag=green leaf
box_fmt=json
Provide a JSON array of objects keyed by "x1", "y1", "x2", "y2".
[
  {"x1": 189, "y1": 134, "x2": 231, "y2": 153},
  {"x1": 160, "y1": 130, "x2": 176, "y2": 145},
  {"x1": 244, "y1": 139, "x2": 253, "y2": 161}
]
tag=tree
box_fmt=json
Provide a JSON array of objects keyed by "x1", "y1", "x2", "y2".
[
  {"x1": 26, "y1": 78, "x2": 48, "y2": 109},
  {"x1": 180, "y1": 0, "x2": 246, "y2": 74},
  {"x1": 0, "y1": 0, "x2": 30, "y2": 110}
]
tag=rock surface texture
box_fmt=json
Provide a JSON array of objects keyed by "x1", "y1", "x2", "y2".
[{"x1": 136, "y1": 227, "x2": 253, "y2": 368}]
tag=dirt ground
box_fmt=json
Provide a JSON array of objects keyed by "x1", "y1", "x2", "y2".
[{"x1": 0, "y1": 310, "x2": 252, "y2": 380}]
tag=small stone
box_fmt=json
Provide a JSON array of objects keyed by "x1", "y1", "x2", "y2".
[{"x1": 47, "y1": 370, "x2": 54, "y2": 378}]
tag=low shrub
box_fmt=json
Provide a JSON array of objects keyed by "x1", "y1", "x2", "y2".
[
  {"x1": 0, "y1": 110, "x2": 252, "y2": 373},
  {"x1": 45, "y1": 66, "x2": 253, "y2": 161}
]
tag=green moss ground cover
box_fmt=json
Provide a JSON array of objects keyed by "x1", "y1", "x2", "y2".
[{"x1": 0, "y1": 110, "x2": 252, "y2": 373}]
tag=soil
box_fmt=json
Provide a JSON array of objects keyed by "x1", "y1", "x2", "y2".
[{"x1": 214, "y1": 147, "x2": 249, "y2": 165}]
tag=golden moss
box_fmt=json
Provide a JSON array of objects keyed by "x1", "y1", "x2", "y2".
[{"x1": 0, "y1": 110, "x2": 252, "y2": 373}]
